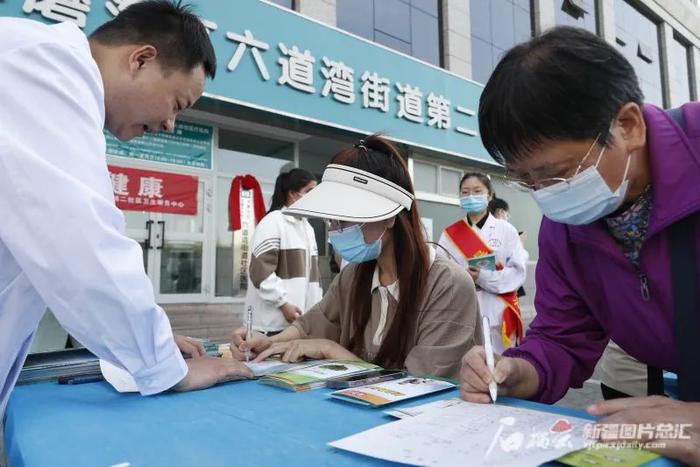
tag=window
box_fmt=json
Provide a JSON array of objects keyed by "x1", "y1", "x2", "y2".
[
  {"x1": 413, "y1": 160, "x2": 464, "y2": 199},
  {"x1": 470, "y1": 0, "x2": 532, "y2": 84},
  {"x1": 413, "y1": 160, "x2": 439, "y2": 193},
  {"x1": 614, "y1": 0, "x2": 664, "y2": 107},
  {"x1": 440, "y1": 167, "x2": 462, "y2": 196},
  {"x1": 669, "y1": 34, "x2": 693, "y2": 107},
  {"x1": 337, "y1": 0, "x2": 441, "y2": 66},
  {"x1": 555, "y1": 0, "x2": 597, "y2": 33}
]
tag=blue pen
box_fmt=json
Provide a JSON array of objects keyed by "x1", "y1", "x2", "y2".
[{"x1": 58, "y1": 374, "x2": 104, "y2": 385}]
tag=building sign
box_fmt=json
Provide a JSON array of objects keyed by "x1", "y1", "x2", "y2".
[
  {"x1": 104, "y1": 121, "x2": 212, "y2": 169},
  {"x1": 108, "y1": 165, "x2": 198, "y2": 215},
  {"x1": 2, "y1": 0, "x2": 492, "y2": 164}
]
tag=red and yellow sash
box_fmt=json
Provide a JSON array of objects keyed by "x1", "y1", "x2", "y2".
[{"x1": 444, "y1": 219, "x2": 523, "y2": 348}]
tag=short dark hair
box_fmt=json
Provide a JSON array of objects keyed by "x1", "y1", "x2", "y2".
[
  {"x1": 460, "y1": 172, "x2": 493, "y2": 196},
  {"x1": 90, "y1": 0, "x2": 216, "y2": 78},
  {"x1": 489, "y1": 197, "x2": 509, "y2": 214},
  {"x1": 479, "y1": 26, "x2": 643, "y2": 165}
]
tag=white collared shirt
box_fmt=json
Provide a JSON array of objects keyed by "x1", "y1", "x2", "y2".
[
  {"x1": 0, "y1": 19, "x2": 186, "y2": 415},
  {"x1": 369, "y1": 247, "x2": 436, "y2": 346}
]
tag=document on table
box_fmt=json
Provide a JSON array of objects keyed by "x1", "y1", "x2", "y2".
[
  {"x1": 385, "y1": 397, "x2": 464, "y2": 419},
  {"x1": 330, "y1": 400, "x2": 592, "y2": 467}
]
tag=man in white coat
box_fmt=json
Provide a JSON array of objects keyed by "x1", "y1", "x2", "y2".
[{"x1": 0, "y1": 0, "x2": 252, "y2": 416}]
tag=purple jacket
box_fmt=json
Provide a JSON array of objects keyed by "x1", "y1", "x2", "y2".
[{"x1": 503, "y1": 103, "x2": 700, "y2": 403}]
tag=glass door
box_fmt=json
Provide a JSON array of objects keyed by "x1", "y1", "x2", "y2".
[{"x1": 123, "y1": 179, "x2": 212, "y2": 302}]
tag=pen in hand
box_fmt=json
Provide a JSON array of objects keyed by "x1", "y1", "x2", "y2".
[
  {"x1": 481, "y1": 316, "x2": 498, "y2": 403},
  {"x1": 245, "y1": 306, "x2": 253, "y2": 362}
]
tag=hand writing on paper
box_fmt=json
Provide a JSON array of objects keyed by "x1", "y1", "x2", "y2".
[
  {"x1": 230, "y1": 328, "x2": 272, "y2": 361},
  {"x1": 587, "y1": 396, "x2": 700, "y2": 466},
  {"x1": 460, "y1": 346, "x2": 539, "y2": 404},
  {"x1": 253, "y1": 339, "x2": 358, "y2": 363}
]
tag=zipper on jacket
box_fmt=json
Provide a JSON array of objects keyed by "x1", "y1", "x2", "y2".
[{"x1": 639, "y1": 273, "x2": 651, "y2": 301}]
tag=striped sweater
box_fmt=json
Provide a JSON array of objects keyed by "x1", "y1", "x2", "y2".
[{"x1": 245, "y1": 209, "x2": 322, "y2": 332}]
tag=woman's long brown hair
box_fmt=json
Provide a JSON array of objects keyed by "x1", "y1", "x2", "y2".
[{"x1": 333, "y1": 135, "x2": 430, "y2": 369}]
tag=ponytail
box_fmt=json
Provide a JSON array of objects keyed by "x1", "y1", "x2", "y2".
[{"x1": 268, "y1": 168, "x2": 317, "y2": 213}]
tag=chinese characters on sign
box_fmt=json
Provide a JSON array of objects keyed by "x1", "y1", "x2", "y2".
[
  {"x1": 13, "y1": 0, "x2": 484, "y2": 159},
  {"x1": 108, "y1": 165, "x2": 199, "y2": 215},
  {"x1": 104, "y1": 121, "x2": 212, "y2": 169},
  {"x1": 221, "y1": 29, "x2": 476, "y2": 137}
]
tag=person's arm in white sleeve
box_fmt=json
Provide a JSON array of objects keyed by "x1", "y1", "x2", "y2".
[
  {"x1": 0, "y1": 39, "x2": 189, "y2": 395},
  {"x1": 248, "y1": 215, "x2": 289, "y2": 307},
  {"x1": 475, "y1": 224, "x2": 528, "y2": 294}
]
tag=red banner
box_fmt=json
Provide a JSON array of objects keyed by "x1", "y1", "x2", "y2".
[{"x1": 108, "y1": 165, "x2": 198, "y2": 215}]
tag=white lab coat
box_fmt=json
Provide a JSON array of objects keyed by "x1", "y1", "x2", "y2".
[
  {"x1": 437, "y1": 214, "x2": 528, "y2": 353},
  {"x1": 0, "y1": 19, "x2": 186, "y2": 415}
]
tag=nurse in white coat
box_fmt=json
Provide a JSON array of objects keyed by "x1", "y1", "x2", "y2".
[
  {"x1": 438, "y1": 173, "x2": 528, "y2": 353},
  {"x1": 0, "y1": 1, "x2": 251, "y2": 416}
]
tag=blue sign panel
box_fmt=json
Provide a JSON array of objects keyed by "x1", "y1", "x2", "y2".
[{"x1": 1, "y1": 0, "x2": 492, "y2": 164}]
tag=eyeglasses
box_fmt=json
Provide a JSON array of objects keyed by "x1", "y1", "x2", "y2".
[
  {"x1": 325, "y1": 219, "x2": 364, "y2": 233},
  {"x1": 504, "y1": 133, "x2": 606, "y2": 192}
]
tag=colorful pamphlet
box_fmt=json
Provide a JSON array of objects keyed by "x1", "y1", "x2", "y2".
[
  {"x1": 331, "y1": 377, "x2": 455, "y2": 407},
  {"x1": 261, "y1": 360, "x2": 379, "y2": 392},
  {"x1": 558, "y1": 447, "x2": 660, "y2": 467},
  {"x1": 467, "y1": 254, "x2": 497, "y2": 271}
]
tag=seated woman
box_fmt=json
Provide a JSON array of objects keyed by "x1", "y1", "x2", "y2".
[{"x1": 230, "y1": 135, "x2": 481, "y2": 378}]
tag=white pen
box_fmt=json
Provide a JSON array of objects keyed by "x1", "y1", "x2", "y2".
[
  {"x1": 481, "y1": 316, "x2": 498, "y2": 403},
  {"x1": 245, "y1": 305, "x2": 253, "y2": 362}
]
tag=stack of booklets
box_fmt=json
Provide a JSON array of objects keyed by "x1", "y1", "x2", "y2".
[
  {"x1": 330, "y1": 377, "x2": 455, "y2": 407},
  {"x1": 260, "y1": 360, "x2": 380, "y2": 392},
  {"x1": 18, "y1": 348, "x2": 101, "y2": 384}
]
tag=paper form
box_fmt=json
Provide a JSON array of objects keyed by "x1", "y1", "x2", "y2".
[{"x1": 330, "y1": 400, "x2": 592, "y2": 467}]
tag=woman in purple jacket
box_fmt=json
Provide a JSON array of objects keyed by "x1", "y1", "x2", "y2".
[{"x1": 460, "y1": 26, "x2": 700, "y2": 463}]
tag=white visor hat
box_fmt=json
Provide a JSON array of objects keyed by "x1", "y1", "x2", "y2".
[{"x1": 285, "y1": 164, "x2": 415, "y2": 222}]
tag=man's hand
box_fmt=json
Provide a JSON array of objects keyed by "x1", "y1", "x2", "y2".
[
  {"x1": 173, "y1": 335, "x2": 206, "y2": 358},
  {"x1": 588, "y1": 397, "x2": 700, "y2": 466},
  {"x1": 172, "y1": 356, "x2": 254, "y2": 392},
  {"x1": 279, "y1": 303, "x2": 303, "y2": 323}
]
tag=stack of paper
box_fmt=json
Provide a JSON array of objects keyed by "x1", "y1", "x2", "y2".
[
  {"x1": 330, "y1": 400, "x2": 592, "y2": 466},
  {"x1": 331, "y1": 377, "x2": 455, "y2": 407},
  {"x1": 18, "y1": 348, "x2": 101, "y2": 384},
  {"x1": 261, "y1": 360, "x2": 380, "y2": 392}
]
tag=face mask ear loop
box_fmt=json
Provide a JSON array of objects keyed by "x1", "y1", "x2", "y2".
[
  {"x1": 615, "y1": 152, "x2": 632, "y2": 194},
  {"x1": 595, "y1": 120, "x2": 617, "y2": 168}
]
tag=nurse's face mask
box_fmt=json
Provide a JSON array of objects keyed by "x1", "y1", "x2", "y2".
[
  {"x1": 506, "y1": 125, "x2": 632, "y2": 225},
  {"x1": 327, "y1": 220, "x2": 388, "y2": 263}
]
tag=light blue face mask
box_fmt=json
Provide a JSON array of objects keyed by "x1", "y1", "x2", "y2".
[
  {"x1": 532, "y1": 146, "x2": 631, "y2": 225},
  {"x1": 460, "y1": 194, "x2": 489, "y2": 214},
  {"x1": 328, "y1": 223, "x2": 383, "y2": 263}
]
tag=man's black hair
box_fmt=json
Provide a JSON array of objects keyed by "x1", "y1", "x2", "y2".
[
  {"x1": 91, "y1": 0, "x2": 216, "y2": 78},
  {"x1": 478, "y1": 26, "x2": 643, "y2": 165},
  {"x1": 489, "y1": 197, "x2": 509, "y2": 214}
]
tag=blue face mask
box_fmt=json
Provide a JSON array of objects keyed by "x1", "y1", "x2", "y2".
[
  {"x1": 531, "y1": 147, "x2": 631, "y2": 225},
  {"x1": 328, "y1": 224, "x2": 383, "y2": 263},
  {"x1": 460, "y1": 194, "x2": 489, "y2": 214}
]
